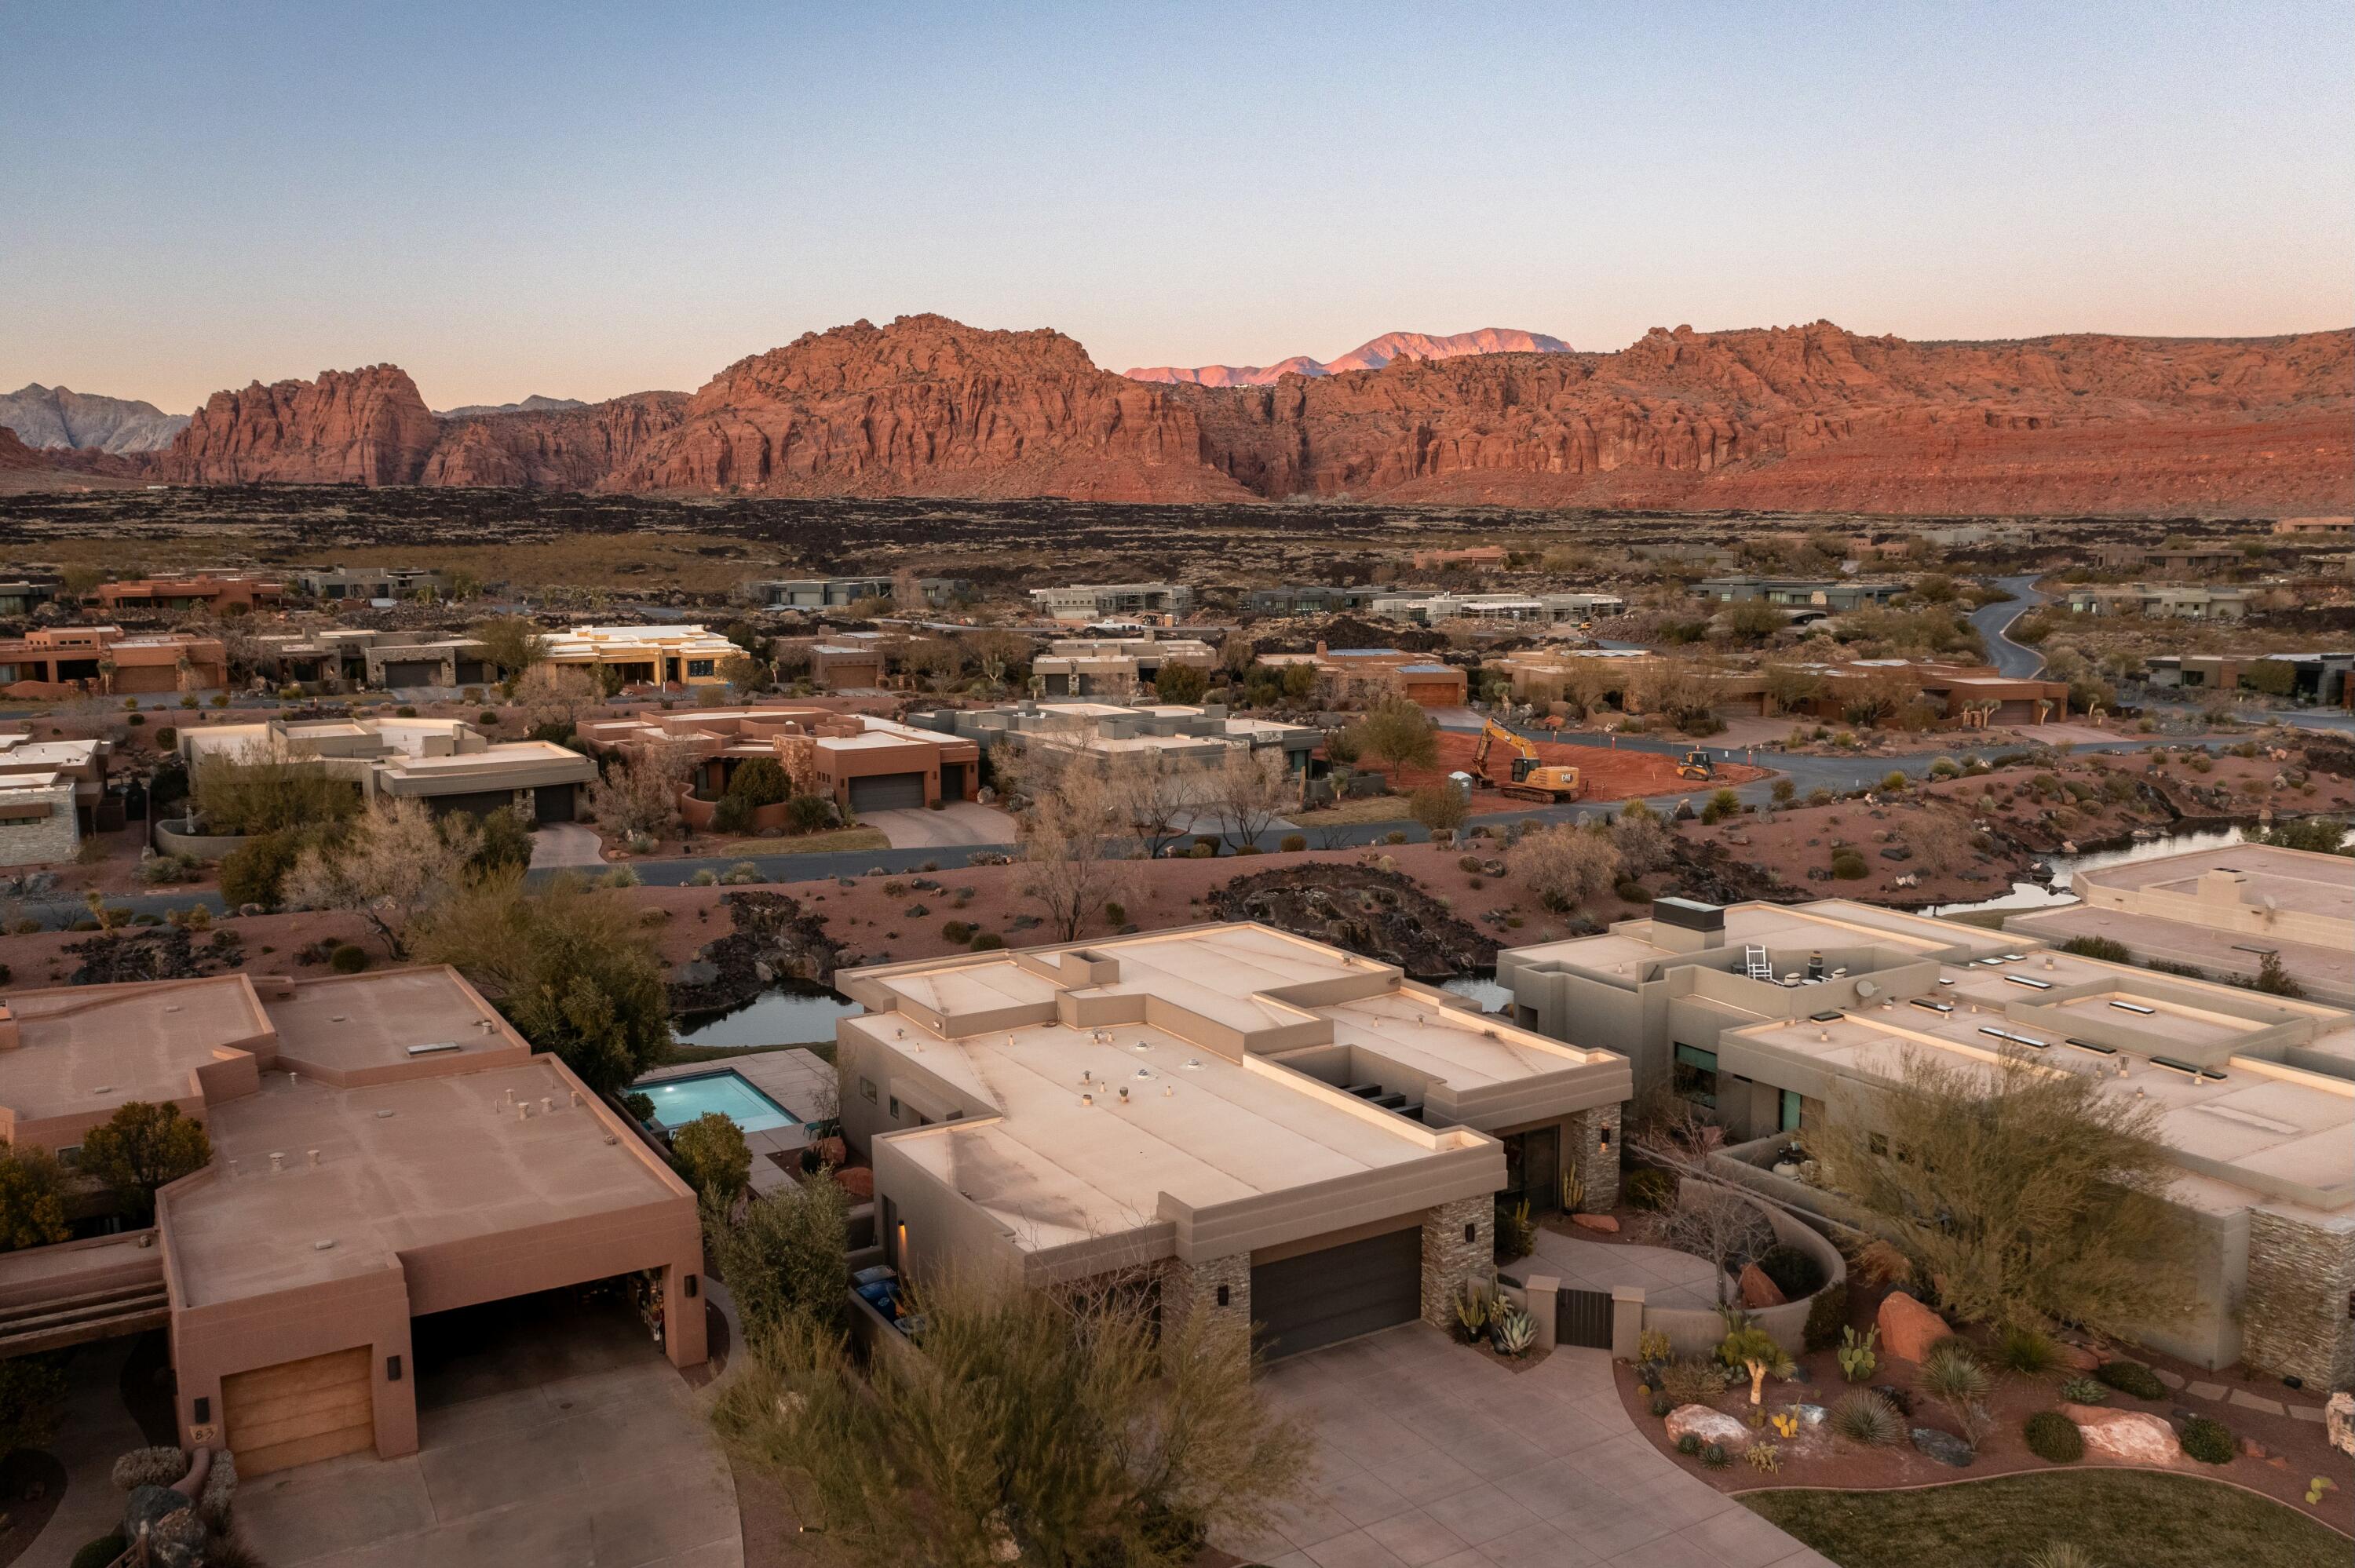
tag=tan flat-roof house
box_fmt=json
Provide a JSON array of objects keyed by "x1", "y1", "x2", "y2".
[
  {"x1": 0, "y1": 734, "x2": 112, "y2": 833},
  {"x1": 835, "y1": 924, "x2": 1630, "y2": 1360},
  {"x1": 1257, "y1": 645, "x2": 1470, "y2": 708},
  {"x1": 182, "y1": 717, "x2": 595, "y2": 822},
  {"x1": 918, "y1": 700, "x2": 1322, "y2": 780},
  {"x1": 580, "y1": 706, "x2": 982, "y2": 817},
  {"x1": 2064, "y1": 583, "x2": 2253, "y2": 621},
  {"x1": 1492, "y1": 651, "x2": 2070, "y2": 727},
  {"x1": 809, "y1": 638, "x2": 892, "y2": 691},
  {"x1": 0, "y1": 968, "x2": 706, "y2": 1476},
  {"x1": 1031, "y1": 635, "x2": 1217, "y2": 698},
  {"x1": 543, "y1": 624, "x2": 739, "y2": 690},
  {"x1": 2006, "y1": 842, "x2": 2354, "y2": 1007},
  {"x1": 256, "y1": 629, "x2": 499, "y2": 691},
  {"x1": 1499, "y1": 896, "x2": 2355, "y2": 1384},
  {"x1": 1029, "y1": 582, "x2": 1195, "y2": 624}
]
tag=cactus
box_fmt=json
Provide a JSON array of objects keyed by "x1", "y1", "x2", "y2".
[
  {"x1": 1452, "y1": 1284, "x2": 1490, "y2": 1343},
  {"x1": 1837, "y1": 1324, "x2": 1879, "y2": 1383}
]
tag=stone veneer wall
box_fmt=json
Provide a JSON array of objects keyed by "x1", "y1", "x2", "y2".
[
  {"x1": 1161, "y1": 1251, "x2": 1253, "y2": 1351},
  {"x1": 0, "y1": 786, "x2": 79, "y2": 866},
  {"x1": 1421, "y1": 1196, "x2": 1494, "y2": 1329},
  {"x1": 2241, "y1": 1209, "x2": 2355, "y2": 1391},
  {"x1": 1568, "y1": 1104, "x2": 1623, "y2": 1211}
]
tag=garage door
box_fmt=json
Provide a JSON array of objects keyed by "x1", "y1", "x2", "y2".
[
  {"x1": 1250, "y1": 1226, "x2": 1421, "y2": 1361},
  {"x1": 849, "y1": 772, "x2": 926, "y2": 812},
  {"x1": 533, "y1": 782, "x2": 577, "y2": 823},
  {"x1": 382, "y1": 659, "x2": 440, "y2": 686},
  {"x1": 222, "y1": 1346, "x2": 374, "y2": 1477}
]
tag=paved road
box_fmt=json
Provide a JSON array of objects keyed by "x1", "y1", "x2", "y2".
[
  {"x1": 861, "y1": 800, "x2": 1018, "y2": 848},
  {"x1": 1972, "y1": 572, "x2": 2049, "y2": 677}
]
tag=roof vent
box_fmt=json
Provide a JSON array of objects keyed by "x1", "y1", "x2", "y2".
[
  {"x1": 307, "y1": 1149, "x2": 320, "y2": 1166},
  {"x1": 375, "y1": 1109, "x2": 395, "y2": 1119},
  {"x1": 406, "y1": 1041, "x2": 462, "y2": 1057},
  {"x1": 313, "y1": 1239, "x2": 336, "y2": 1251},
  {"x1": 1080, "y1": 1092, "x2": 1094, "y2": 1108},
  {"x1": 268, "y1": 1152, "x2": 285, "y2": 1172}
]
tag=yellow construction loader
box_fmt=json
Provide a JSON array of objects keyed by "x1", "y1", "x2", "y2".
[
  {"x1": 1674, "y1": 749, "x2": 1717, "y2": 782},
  {"x1": 1473, "y1": 720, "x2": 1583, "y2": 803}
]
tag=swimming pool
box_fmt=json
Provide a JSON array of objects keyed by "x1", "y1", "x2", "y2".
[{"x1": 642, "y1": 1070, "x2": 798, "y2": 1134}]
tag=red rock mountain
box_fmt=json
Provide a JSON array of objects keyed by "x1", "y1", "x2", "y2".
[
  {"x1": 1126, "y1": 327, "x2": 1571, "y2": 385},
  {"x1": 152, "y1": 316, "x2": 2354, "y2": 514}
]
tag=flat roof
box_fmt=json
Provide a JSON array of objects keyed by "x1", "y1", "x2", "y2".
[
  {"x1": 2075, "y1": 842, "x2": 2353, "y2": 922},
  {"x1": 2, "y1": 976, "x2": 273, "y2": 1125},
  {"x1": 267, "y1": 968, "x2": 524, "y2": 1079},
  {"x1": 1505, "y1": 899, "x2": 2010, "y2": 979},
  {"x1": 167, "y1": 1056, "x2": 685, "y2": 1304}
]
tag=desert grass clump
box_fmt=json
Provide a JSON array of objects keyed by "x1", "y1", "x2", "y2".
[{"x1": 1829, "y1": 1389, "x2": 1903, "y2": 1447}]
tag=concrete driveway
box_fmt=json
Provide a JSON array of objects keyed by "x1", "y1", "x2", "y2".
[
  {"x1": 1222, "y1": 1322, "x2": 1829, "y2": 1568},
  {"x1": 860, "y1": 800, "x2": 1016, "y2": 848},
  {"x1": 529, "y1": 821, "x2": 608, "y2": 870},
  {"x1": 235, "y1": 1293, "x2": 739, "y2": 1568}
]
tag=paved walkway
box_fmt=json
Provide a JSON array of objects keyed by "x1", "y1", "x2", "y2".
[
  {"x1": 529, "y1": 821, "x2": 608, "y2": 870},
  {"x1": 861, "y1": 800, "x2": 1016, "y2": 848},
  {"x1": 1528, "y1": 1231, "x2": 1729, "y2": 1312},
  {"x1": 235, "y1": 1299, "x2": 740, "y2": 1568},
  {"x1": 1222, "y1": 1322, "x2": 1830, "y2": 1568},
  {"x1": 21, "y1": 1339, "x2": 150, "y2": 1568}
]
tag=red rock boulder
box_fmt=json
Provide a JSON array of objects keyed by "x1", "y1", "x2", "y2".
[
  {"x1": 1876, "y1": 1292, "x2": 1949, "y2": 1362},
  {"x1": 1738, "y1": 1263, "x2": 1787, "y2": 1309}
]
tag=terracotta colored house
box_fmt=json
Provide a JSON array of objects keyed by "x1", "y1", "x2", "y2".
[
  {"x1": 1256, "y1": 646, "x2": 1469, "y2": 708},
  {"x1": 95, "y1": 574, "x2": 284, "y2": 614},
  {"x1": 0, "y1": 968, "x2": 705, "y2": 1477},
  {"x1": 579, "y1": 706, "x2": 981, "y2": 819},
  {"x1": 0, "y1": 625, "x2": 228, "y2": 698}
]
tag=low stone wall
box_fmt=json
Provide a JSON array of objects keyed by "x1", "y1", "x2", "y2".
[
  {"x1": 1638, "y1": 1178, "x2": 1846, "y2": 1359},
  {"x1": 152, "y1": 820, "x2": 250, "y2": 859}
]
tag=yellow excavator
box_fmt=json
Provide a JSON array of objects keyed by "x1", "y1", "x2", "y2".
[
  {"x1": 1674, "y1": 749, "x2": 1717, "y2": 782},
  {"x1": 1473, "y1": 719, "x2": 1583, "y2": 802}
]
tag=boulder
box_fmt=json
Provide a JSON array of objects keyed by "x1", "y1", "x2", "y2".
[
  {"x1": 1737, "y1": 1263, "x2": 1787, "y2": 1309},
  {"x1": 1787, "y1": 1403, "x2": 1828, "y2": 1428},
  {"x1": 1571, "y1": 1212, "x2": 1619, "y2": 1234},
  {"x1": 1909, "y1": 1428, "x2": 1974, "y2": 1468},
  {"x1": 1664, "y1": 1405, "x2": 1750, "y2": 1449},
  {"x1": 2055, "y1": 1340, "x2": 2102, "y2": 1372},
  {"x1": 1876, "y1": 1291, "x2": 1949, "y2": 1362},
  {"x1": 2060, "y1": 1402, "x2": 2182, "y2": 1464},
  {"x1": 2328, "y1": 1391, "x2": 2354, "y2": 1459}
]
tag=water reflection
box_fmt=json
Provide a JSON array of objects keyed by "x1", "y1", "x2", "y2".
[
  {"x1": 1925, "y1": 824, "x2": 2251, "y2": 918},
  {"x1": 673, "y1": 988, "x2": 864, "y2": 1050},
  {"x1": 1439, "y1": 973, "x2": 1513, "y2": 1012}
]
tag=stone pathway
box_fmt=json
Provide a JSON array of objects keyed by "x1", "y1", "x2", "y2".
[
  {"x1": 2161, "y1": 1366, "x2": 2324, "y2": 1424},
  {"x1": 21, "y1": 1340, "x2": 150, "y2": 1568},
  {"x1": 1220, "y1": 1322, "x2": 1832, "y2": 1568},
  {"x1": 1528, "y1": 1229, "x2": 1729, "y2": 1313}
]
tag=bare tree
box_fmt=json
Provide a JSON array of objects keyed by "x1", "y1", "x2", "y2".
[
  {"x1": 586, "y1": 744, "x2": 692, "y2": 842},
  {"x1": 1016, "y1": 765, "x2": 1135, "y2": 942},
  {"x1": 1217, "y1": 748, "x2": 1293, "y2": 852},
  {"x1": 469, "y1": 616, "x2": 551, "y2": 692},
  {"x1": 1506, "y1": 823, "x2": 1623, "y2": 911},
  {"x1": 964, "y1": 629, "x2": 1035, "y2": 695},
  {"x1": 283, "y1": 796, "x2": 478, "y2": 957},
  {"x1": 515, "y1": 664, "x2": 601, "y2": 736},
  {"x1": 1641, "y1": 1183, "x2": 1773, "y2": 1305},
  {"x1": 1104, "y1": 751, "x2": 1192, "y2": 859}
]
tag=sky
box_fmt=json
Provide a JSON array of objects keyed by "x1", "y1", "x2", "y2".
[{"x1": 4, "y1": 1, "x2": 2350, "y2": 414}]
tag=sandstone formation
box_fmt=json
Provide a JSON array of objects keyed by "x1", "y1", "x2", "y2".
[
  {"x1": 149, "y1": 315, "x2": 2355, "y2": 514},
  {"x1": 1126, "y1": 326, "x2": 1570, "y2": 385},
  {"x1": 604, "y1": 315, "x2": 1252, "y2": 502},
  {"x1": 433, "y1": 394, "x2": 587, "y2": 418},
  {"x1": 162, "y1": 365, "x2": 441, "y2": 485},
  {"x1": 0, "y1": 423, "x2": 147, "y2": 491},
  {"x1": 0, "y1": 383, "x2": 188, "y2": 453},
  {"x1": 1663, "y1": 1404, "x2": 1750, "y2": 1449},
  {"x1": 2058, "y1": 1402, "x2": 2183, "y2": 1464},
  {"x1": 1875, "y1": 1290, "x2": 1950, "y2": 1362}
]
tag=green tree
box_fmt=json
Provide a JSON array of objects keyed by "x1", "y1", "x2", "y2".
[
  {"x1": 672, "y1": 1113, "x2": 752, "y2": 1202},
  {"x1": 0, "y1": 1356, "x2": 68, "y2": 1458},
  {"x1": 1347, "y1": 696, "x2": 1439, "y2": 774},
  {"x1": 704, "y1": 1176, "x2": 849, "y2": 1339},
  {"x1": 1810, "y1": 1045, "x2": 2194, "y2": 1340},
  {"x1": 467, "y1": 806, "x2": 535, "y2": 877},
  {"x1": 725, "y1": 757, "x2": 792, "y2": 808},
  {"x1": 216, "y1": 826, "x2": 321, "y2": 909},
  {"x1": 469, "y1": 615, "x2": 551, "y2": 691},
  {"x1": 714, "y1": 1279, "x2": 1310, "y2": 1568},
  {"x1": 2257, "y1": 817, "x2": 2350, "y2": 856},
  {"x1": 1153, "y1": 661, "x2": 1210, "y2": 705},
  {"x1": 1407, "y1": 782, "x2": 1468, "y2": 835},
  {"x1": 411, "y1": 871, "x2": 671, "y2": 1093},
  {"x1": 190, "y1": 749, "x2": 360, "y2": 836},
  {"x1": 0, "y1": 1143, "x2": 73, "y2": 1251},
  {"x1": 78, "y1": 1102, "x2": 211, "y2": 1223}
]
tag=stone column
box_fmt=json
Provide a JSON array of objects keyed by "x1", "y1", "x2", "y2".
[
  {"x1": 1568, "y1": 1103, "x2": 1623, "y2": 1211},
  {"x1": 1162, "y1": 1251, "x2": 1251, "y2": 1366},
  {"x1": 2241, "y1": 1209, "x2": 2355, "y2": 1391},
  {"x1": 1421, "y1": 1196, "x2": 1495, "y2": 1328}
]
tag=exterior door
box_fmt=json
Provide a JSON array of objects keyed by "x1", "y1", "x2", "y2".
[
  {"x1": 222, "y1": 1346, "x2": 374, "y2": 1477},
  {"x1": 1502, "y1": 1125, "x2": 1561, "y2": 1212},
  {"x1": 1250, "y1": 1227, "x2": 1421, "y2": 1361}
]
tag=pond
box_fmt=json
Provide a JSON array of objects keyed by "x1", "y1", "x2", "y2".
[
  {"x1": 1923, "y1": 823, "x2": 2252, "y2": 919},
  {"x1": 672, "y1": 986, "x2": 864, "y2": 1050}
]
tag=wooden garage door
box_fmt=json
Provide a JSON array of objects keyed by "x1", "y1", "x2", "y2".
[
  {"x1": 223, "y1": 1347, "x2": 374, "y2": 1476},
  {"x1": 849, "y1": 771, "x2": 926, "y2": 812},
  {"x1": 1251, "y1": 1227, "x2": 1421, "y2": 1362}
]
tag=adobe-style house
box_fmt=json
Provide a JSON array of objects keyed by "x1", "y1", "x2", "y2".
[
  {"x1": 579, "y1": 706, "x2": 982, "y2": 818},
  {"x1": 0, "y1": 968, "x2": 704, "y2": 1477},
  {"x1": 94, "y1": 574, "x2": 285, "y2": 614},
  {"x1": 1254, "y1": 646, "x2": 1469, "y2": 708},
  {"x1": 0, "y1": 626, "x2": 228, "y2": 698},
  {"x1": 834, "y1": 924, "x2": 1630, "y2": 1362}
]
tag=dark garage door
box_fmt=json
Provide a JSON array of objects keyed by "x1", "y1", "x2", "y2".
[
  {"x1": 1251, "y1": 1226, "x2": 1421, "y2": 1361},
  {"x1": 849, "y1": 772, "x2": 926, "y2": 813},
  {"x1": 382, "y1": 659, "x2": 440, "y2": 686}
]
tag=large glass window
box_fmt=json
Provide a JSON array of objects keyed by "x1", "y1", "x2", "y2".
[
  {"x1": 1673, "y1": 1044, "x2": 1719, "y2": 1109},
  {"x1": 1780, "y1": 1089, "x2": 1803, "y2": 1133}
]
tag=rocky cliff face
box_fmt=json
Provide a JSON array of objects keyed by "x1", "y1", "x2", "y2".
[
  {"x1": 1126, "y1": 326, "x2": 1570, "y2": 385},
  {"x1": 151, "y1": 316, "x2": 2354, "y2": 514},
  {"x1": 162, "y1": 365, "x2": 442, "y2": 485},
  {"x1": 0, "y1": 384, "x2": 188, "y2": 453},
  {"x1": 604, "y1": 315, "x2": 1251, "y2": 501},
  {"x1": 422, "y1": 392, "x2": 691, "y2": 488}
]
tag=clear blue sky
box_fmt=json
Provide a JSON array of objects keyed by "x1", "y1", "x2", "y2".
[{"x1": 4, "y1": 1, "x2": 2347, "y2": 413}]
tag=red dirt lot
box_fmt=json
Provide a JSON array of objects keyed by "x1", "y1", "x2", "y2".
[{"x1": 1384, "y1": 729, "x2": 1769, "y2": 803}]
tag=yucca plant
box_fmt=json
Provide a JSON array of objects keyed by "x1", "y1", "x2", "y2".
[
  {"x1": 1452, "y1": 1284, "x2": 1491, "y2": 1343},
  {"x1": 1492, "y1": 1308, "x2": 1536, "y2": 1358},
  {"x1": 1560, "y1": 1164, "x2": 1586, "y2": 1215},
  {"x1": 1999, "y1": 1325, "x2": 2064, "y2": 1377},
  {"x1": 1917, "y1": 1339, "x2": 1994, "y2": 1449},
  {"x1": 1829, "y1": 1388, "x2": 1903, "y2": 1446},
  {"x1": 1717, "y1": 1326, "x2": 1795, "y2": 1406},
  {"x1": 2024, "y1": 1545, "x2": 2099, "y2": 1568}
]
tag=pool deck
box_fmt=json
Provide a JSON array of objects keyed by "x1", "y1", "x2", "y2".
[{"x1": 637, "y1": 1048, "x2": 838, "y2": 1193}]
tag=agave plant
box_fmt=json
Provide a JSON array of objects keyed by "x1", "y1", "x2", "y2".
[
  {"x1": 1829, "y1": 1388, "x2": 1903, "y2": 1447},
  {"x1": 2057, "y1": 1375, "x2": 2105, "y2": 1406},
  {"x1": 2023, "y1": 1545, "x2": 2099, "y2": 1568},
  {"x1": 1492, "y1": 1308, "x2": 1536, "y2": 1357}
]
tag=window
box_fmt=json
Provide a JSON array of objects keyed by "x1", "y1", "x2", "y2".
[
  {"x1": 1672, "y1": 1044, "x2": 1718, "y2": 1110},
  {"x1": 860, "y1": 1076, "x2": 878, "y2": 1103},
  {"x1": 1779, "y1": 1090, "x2": 1803, "y2": 1134},
  {"x1": 687, "y1": 659, "x2": 715, "y2": 677},
  {"x1": 887, "y1": 1096, "x2": 902, "y2": 1120}
]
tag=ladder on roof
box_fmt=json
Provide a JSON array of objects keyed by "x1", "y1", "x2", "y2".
[{"x1": 1744, "y1": 945, "x2": 1773, "y2": 981}]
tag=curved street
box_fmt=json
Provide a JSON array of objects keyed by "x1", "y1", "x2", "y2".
[{"x1": 1971, "y1": 572, "x2": 2049, "y2": 677}]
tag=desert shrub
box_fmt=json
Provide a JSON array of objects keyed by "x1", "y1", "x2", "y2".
[
  {"x1": 1829, "y1": 1389, "x2": 1903, "y2": 1446},
  {"x1": 942, "y1": 920, "x2": 973, "y2": 943},
  {"x1": 1754, "y1": 1243, "x2": 1825, "y2": 1300},
  {"x1": 672, "y1": 1112, "x2": 753, "y2": 1201},
  {"x1": 711, "y1": 794, "x2": 754, "y2": 834},
  {"x1": 1999, "y1": 1326, "x2": 2064, "y2": 1377},
  {"x1": 1614, "y1": 879, "x2": 1652, "y2": 903},
  {"x1": 970, "y1": 932, "x2": 1004, "y2": 951},
  {"x1": 725, "y1": 757, "x2": 791, "y2": 808},
  {"x1": 198, "y1": 1449, "x2": 237, "y2": 1528},
  {"x1": 0, "y1": 1354, "x2": 68, "y2": 1457},
  {"x1": 2178, "y1": 1414, "x2": 2235, "y2": 1464},
  {"x1": 786, "y1": 795, "x2": 835, "y2": 833},
  {"x1": 1803, "y1": 1280, "x2": 1849, "y2": 1352},
  {"x1": 1188, "y1": 841, "x2": 1216, "y2": 858},
  {"x1": 2057, "y1": 1375, "x2": 2105, "y2": 1405},
  {"x1": 1831, "y1": 848, "x2": 1868, "y2": 879},
  {"x1": 1280, "y1": 833, "x2": 1306, "y2": 852},
  {"x1": 1770, "y1": 777, "x2": 1796, "y2": 804},
  {"x1": 2093, "y1": 1359, "x2": 2164, "y2": 1400},
  {"x1": 217, "y1": 826, "x2": 317, "y2": 908},
  {"x1": 1649, "y1": 1391, "x2": 1674, "y2": 1418},
  {"x1": 689, "y1": 868, "x2": 719, "y2": 887},
  {"x1": 622, "y1": 1092, "x2": 655, "y2": 1122},
  {"x1": 328, "y1": 943, "x2": 370, "y2": 973},
  {"x1": 1624, "y1": 1167, "x2": 1678, "y2": 1211},
  {"x1": 2058, "y1": 935, "x2": 2134, "y2": 963},
  {"x1": 1657, "y1": 1356, "x2": 1730, "y2": 1406},
  {"x1": 2023, "y1": 1409, "x2": 2084, "y2": 1463}
]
